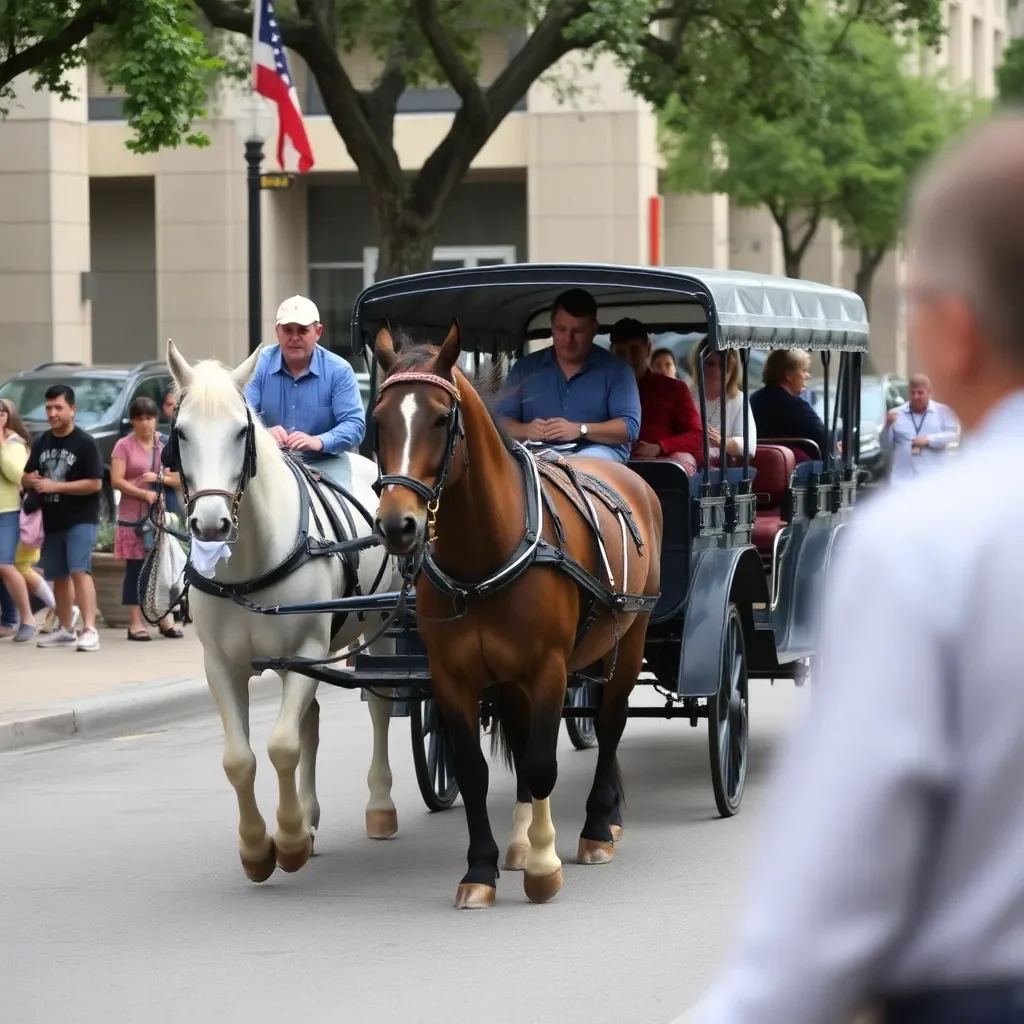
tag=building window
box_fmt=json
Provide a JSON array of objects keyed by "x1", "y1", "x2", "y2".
[
  {"x1": 948, "y1": 3, "x2": 963, "y2": 86},
  {"x1": 308, "y1": 263, "x2": 369, "y2": 369}
]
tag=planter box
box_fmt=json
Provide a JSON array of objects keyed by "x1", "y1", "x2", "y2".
[{"x1": 92, "y1": 552, "x2": 130, "y2": 629}]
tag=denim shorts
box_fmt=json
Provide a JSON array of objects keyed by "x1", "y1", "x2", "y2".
[
  {"x1": 0, "y1": 510, "x2": 18, "y2": 565},
  {"x1": 42, "y1": 522, "x2": 98, "y2": 579}
]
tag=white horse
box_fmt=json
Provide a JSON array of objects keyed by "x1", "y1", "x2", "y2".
[{"x1": 166, "y1": 339, "x2": 405, "y2": 882}]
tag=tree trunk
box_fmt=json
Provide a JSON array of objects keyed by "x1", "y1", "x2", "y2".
[
  {"x1": 853, "y1": 245, "x2": 886, "y2": 317},
  {"x1": 374, "y1": 208, "x2": 437, "y2": 280},
  {"x1": 771, "y1": 204, "x2": 823, "y2": 280}
]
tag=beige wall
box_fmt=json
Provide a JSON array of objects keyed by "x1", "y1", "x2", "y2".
[{"x1": 0, "y1": 69, "x2": 91, "y2": 376}]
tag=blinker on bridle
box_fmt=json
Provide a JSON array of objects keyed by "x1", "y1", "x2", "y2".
[{"x1": 372, "y1": 371, "x2": 465, "y2": 541}]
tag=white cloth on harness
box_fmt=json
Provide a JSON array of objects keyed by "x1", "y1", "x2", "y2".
[{"x1": 190, "y1": 538, "x2": 232, "y2": 578}]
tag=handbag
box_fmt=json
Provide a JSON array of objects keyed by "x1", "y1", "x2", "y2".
[
  {"x1": 19, "y1": 505, "x2": 43, "y2": 548},
  {"x1": 118, "y1": 442, "x2": 162, "y2": 550}
]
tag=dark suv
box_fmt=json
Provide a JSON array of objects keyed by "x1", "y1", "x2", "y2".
[{"x1": 0, "y1": 360, "x2": 173, "y2": 522}]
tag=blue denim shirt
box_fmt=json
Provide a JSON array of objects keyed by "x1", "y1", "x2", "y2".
[
  {"x1": 244, "y1": 344, "x2": 365, "y2": 455},
  {"x1": 496, "y1": 345, "x2": 641, "y2": 462}
]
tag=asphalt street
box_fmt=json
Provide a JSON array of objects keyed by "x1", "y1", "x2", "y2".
[{"x1": 0, "y1": 682, "x2": 805, "y2": 1024}]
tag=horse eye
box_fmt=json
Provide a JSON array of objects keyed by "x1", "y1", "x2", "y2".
[
  {"x1": 236, "y1": 426, "x2": 248, "y2": 440},
  {"x1": 176, "y1": 429, "x2": 186, "y2": 443},
  {"x1": 433, "y1": 413, "x2": 448, "y2": 429}
]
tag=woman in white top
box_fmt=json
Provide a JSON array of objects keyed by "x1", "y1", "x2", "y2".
[{"x1": 689, "y1": 339, "x2": 757, "y2": 458}]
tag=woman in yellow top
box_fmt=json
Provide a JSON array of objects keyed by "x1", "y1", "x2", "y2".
[{"x1": 0, "y1": 399, "x2": 37, "y2": 641}]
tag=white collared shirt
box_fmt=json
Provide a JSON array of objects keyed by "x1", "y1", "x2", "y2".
[
  {"x1": 882, "y1": 400, "x2": 960, "y2": 483},
  {"x1": 690, "y1": 390, "x2": 1024, "y2": 1024}
]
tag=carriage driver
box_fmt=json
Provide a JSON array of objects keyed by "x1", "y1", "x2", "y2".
[
  {"x1": 496, "y1": 288, "x2": 641, "y2": 462},
  {"x1": 244, "y1": 295, "x2": 365, "y2": 487}
]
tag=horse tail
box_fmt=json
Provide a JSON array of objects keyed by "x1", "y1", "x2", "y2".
[{"x1": 488, "y1": 704, "x2": 517, "y2": 774}]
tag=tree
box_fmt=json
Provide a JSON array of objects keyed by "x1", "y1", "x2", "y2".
[
  {"x1": 996, "y1": 35, "x2": 1024, "y2": 106},
  {"x1": 659, "y1": 4, "x2": 945, "y2": 279},
  {"x1": 828, "y1": 26, "x2": 981, "y2": 313},
  {"x1": 0, "y1": 0, "x2": 221, "y2": 152},
  {"x1": 194, "y1": 0, "x2": 930, "y2": 279}
]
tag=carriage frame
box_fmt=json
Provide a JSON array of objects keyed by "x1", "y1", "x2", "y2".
[{"x1": 256, "y1": 263, "x2": 869, "y2": 817}]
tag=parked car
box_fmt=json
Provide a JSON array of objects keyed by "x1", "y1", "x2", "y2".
[
  {"x1": 808, "y1": 373, "x2": 909, "y2": 485},
  {"x1": 0, "y1": 360, "x2": 173, "y2": 522}
]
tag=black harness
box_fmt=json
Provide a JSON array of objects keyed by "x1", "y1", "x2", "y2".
[
  {"x1": 163, "y1": 393, "x2": 387, "y2": 629},
  {"x1": 373, "y1": 370, "x2": 659, "y2": 627}
]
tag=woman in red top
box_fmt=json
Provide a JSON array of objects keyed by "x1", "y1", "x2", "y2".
[{"x1": 609, "y1": 319, "x2": 704, "y2": 463}]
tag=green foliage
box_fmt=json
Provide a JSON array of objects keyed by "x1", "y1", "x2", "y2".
[
  {"x1": 996, "y1": 36, "x2": 1024, "y2": 106},
  {"x1": 660, "y1": 3, "x2": 971, "y2": 279},
  {"x1": 0, "y1": 0, "x2": 222, "y2": 152}
]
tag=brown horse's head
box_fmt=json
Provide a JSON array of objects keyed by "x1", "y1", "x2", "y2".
[{"x1": 372, "y1": 320, "x2": 465, "y2": 554}]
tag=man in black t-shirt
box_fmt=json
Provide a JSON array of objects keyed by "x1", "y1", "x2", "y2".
[{"x1": 21, "y1": 384, "x2": 104, "y2": 651}]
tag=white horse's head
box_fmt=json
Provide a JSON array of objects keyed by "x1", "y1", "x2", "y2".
[{"x1": 166, "y1": 340, "x2": 265, "y2": 542}]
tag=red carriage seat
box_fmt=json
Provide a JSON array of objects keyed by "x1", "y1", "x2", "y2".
[{"x1": 749, "y1": 445, "x2": 795, "y2": 555}]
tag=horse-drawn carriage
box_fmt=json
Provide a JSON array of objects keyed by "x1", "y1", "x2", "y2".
[{"x1": 266, "y1": 262, "x2": 868, "y2": 820}]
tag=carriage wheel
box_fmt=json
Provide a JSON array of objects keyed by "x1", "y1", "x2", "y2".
[
  {"x1": 565, "y1": 681, "x2": 599, "y2": 751},
  {"x1": 411, "y1": 698, "x2": 460, "y2": 812},
  {"x1": 707, "y1": 604, "x2": 749, "y2": 818}
]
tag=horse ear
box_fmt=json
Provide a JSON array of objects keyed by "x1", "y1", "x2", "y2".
[
  {"x1": 375, "y1": 326, "x2": 398, "y2": 373},
  {"x1": 438, "y1": 319, "x2": 462, "y2": 373},
  {"x1": 230, "y1": 345, "x2": 263, "y2": 391},
  {"x1": 166, "y1": 339, "x2": 194, "y2": 391}
]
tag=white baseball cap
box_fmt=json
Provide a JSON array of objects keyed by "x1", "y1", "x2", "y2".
[{"x1": 275, "y1": 295, "x2": 320, "y2": 326}]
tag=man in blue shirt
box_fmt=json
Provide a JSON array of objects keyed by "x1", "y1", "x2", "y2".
[
  {"x1": 244, "y1": 295, "x2": 365, "y2": 486},
  {"x1": 496, "y1": 288, "x2": 641, "y2": 462}
]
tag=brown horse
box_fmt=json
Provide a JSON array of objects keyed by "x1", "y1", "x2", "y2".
[{"x1": 372, "y1": 321, "x2": 663, "y2": 909}]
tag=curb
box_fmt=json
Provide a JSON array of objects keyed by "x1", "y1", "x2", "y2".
[{"x1": 0, "y1": 672, "x2": 282, "y2": 754}]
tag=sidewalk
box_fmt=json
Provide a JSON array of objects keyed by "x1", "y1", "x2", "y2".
[
  {"x1": 0, "y1": 626, "x2": 279, "y2": 752},
  {"x1": 1, "y1": 627, "x2": 206, "y2": 713}
]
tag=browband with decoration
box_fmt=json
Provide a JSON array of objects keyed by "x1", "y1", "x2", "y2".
[{"x1": 377, "y1": 371, "x2": 461, "y2": 404}]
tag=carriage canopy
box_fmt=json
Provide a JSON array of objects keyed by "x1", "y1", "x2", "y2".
[{"x1": 351, "y1": 263, "x2": 870, "y2": 356}]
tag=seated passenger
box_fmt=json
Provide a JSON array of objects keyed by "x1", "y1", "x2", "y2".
[
  {"x1": 749, "y1": 349, "x2": 828, "y2": 461},
  {"x1": 497, "y1": 288, "x2": 640, "y2": 463},
  {"x1": 651, "y1": 347, "x2": 679, "y2": 379},
  {"x1": 689, "y1": 339, "x2": 757, "y2": 460},
  {"x1": 609, "y1": 318, "x2": 703, "y2": 463}
]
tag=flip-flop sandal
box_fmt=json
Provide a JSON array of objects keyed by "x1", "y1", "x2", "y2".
[
  {"x1": 127, "y1": 629, "x2": 152, "y2": 642},
  {"x1": 159, "y1": 626, "x2": 185, "y2": 639}
]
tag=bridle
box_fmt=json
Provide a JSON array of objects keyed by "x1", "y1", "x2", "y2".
[
  {"x1": 371, "y1": 371, "x2": 466, "y2": 540},
  {"x1": 164, "y1": 394, "x2": 259, "y2": 534}
]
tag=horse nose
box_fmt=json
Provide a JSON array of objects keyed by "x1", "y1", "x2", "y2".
[
  {"x1": 191, "y1": 516, "x2": 232, "y2": 542},
  {"x1": 374, "y1": 512, "x2": 421, "y2": 552}
]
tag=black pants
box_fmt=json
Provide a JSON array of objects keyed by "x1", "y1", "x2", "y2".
[
  {"x1": 883, "y1": 981, "x2": 1024, "y2": 1022},
  {"x1": 122, "y1": 558, "x2": 144, "y2": 607}
]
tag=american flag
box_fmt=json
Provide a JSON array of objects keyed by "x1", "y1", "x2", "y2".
[{"x1": 252, "y1": 0, "x2": 315, "y2": 173}]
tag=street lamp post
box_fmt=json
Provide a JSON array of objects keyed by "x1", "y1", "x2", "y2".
[{"x1": 235, "y1": 95, "x2": 274, "y2": 355}]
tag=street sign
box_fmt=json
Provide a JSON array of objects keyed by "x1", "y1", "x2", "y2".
[{"x1": 260, "y1": 173, "x2": 294, "y2": 190}]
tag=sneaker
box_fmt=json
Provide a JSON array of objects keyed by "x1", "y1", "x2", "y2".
[
  {"x1": 76, "y1": 627, "x2": 101, "y2": 652},
  {"x1": 0, "y1": 624, "x2": 15, "y2": 639},
  {"x1": 37, "y1": 627, "x2": 78, "y2": 648},
  {"x1": 13, "y1": 624, "x2": 37, "y2": 643},
  {"x1": 37, "y1": 609, "x2": 56, "y2": 635}
]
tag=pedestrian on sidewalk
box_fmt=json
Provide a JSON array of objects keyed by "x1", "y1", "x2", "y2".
[
  {"x1": 0, "y1": 398, "x2": 36, "y2": 642},
  {"x1": 686, "y1": 114, "x2": 1024, "y2": 1024},
  {"x1": 21, "y1": 385, "x2": 104, "y2": 652},
  {"x1": 882, "y1": 373, "x2": 960, "y2": 484},
  {"x1": 111, "y1": 396, "x2": 183, "y2": 641}
]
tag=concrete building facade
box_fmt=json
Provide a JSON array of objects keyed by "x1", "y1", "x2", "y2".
[{"x1": 0, "y1": 1, "x2": 1009, "y2": 379}]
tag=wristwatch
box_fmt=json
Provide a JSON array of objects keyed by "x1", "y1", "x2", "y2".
[{"x1": 579, "y1": 424, "x2": 589, "y2": 438}]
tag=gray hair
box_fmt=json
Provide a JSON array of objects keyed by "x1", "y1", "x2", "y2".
[{"x1": 908, "y1": 112, "x2": 1024, "y2": 369}]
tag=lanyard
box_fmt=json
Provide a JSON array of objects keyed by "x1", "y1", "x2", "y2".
[{"x1": 910, "y1": 409, "x2": 929, "y2": 436}]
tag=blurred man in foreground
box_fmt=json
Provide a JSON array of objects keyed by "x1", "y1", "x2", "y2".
[{"x1": 687, "y1": 114, "x2": 1024, "y2": 1023}]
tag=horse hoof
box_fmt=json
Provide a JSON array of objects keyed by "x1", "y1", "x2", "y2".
[
  {"x1": 366, "y1": 809, "x2": 399, "y2": 840},
  {"x1": 241, "y1": 838, "x2": 277, "y2": 883},
  {"x1": 524, "y1": 867, "x2": 563, "y2": 904},
  {"x1": 503, "y1": 843, "x2": 529, "y2": 871},
  {"x1": 454, "y1": 883, "x2": 496, "y2": 910},
  {"x1": 276, "y1": 835, "x2": 313, "y2": 873},
  {"x1": 610, "y1": 824, "x2": 623, "y2": 843},
  {"x1": 577, "y1": 838, "x2": 615, "y2": 865}
]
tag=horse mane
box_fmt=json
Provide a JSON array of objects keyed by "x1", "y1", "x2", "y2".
[
  {"x1": 179, "y1": 359, "x2": 283, "y2": 471},
  {"x1": 386, "y1": 329, "x2": 514, "y2": 448}
]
